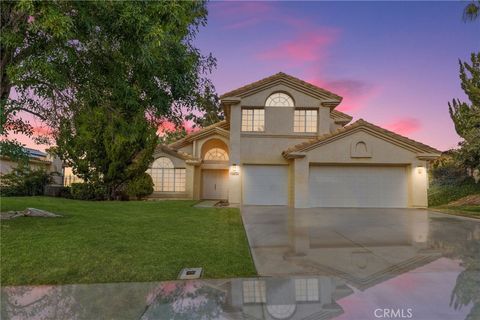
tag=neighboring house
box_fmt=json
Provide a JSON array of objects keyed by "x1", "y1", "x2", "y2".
[
  {"x1": 150, "y1": 72, "x2": 441, "y2": 208},
  {"x1": 0, "y1": 147, "x2": 64, "y2": 185}
]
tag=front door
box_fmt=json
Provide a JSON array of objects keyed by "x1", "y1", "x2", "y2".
[{"x1": 202, "y1": 169, "x2": 228, "y2": 200}]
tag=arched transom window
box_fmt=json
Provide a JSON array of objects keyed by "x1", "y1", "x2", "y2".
[
  {"x1": 204, "y1": 148, "x2": 229, "y2": 161},
  {"x1": 265, "y1": 92, "x2": 294, "y2": 107},
  {"x1": 153, "y1": 157, "x2": 174, "y2": 168},
  {"x1": 148, "y1": 157, "x2": 185, "y2": 192}
]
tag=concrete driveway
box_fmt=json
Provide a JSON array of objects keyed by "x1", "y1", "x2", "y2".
[{"x1": 241, "y1": 206, "x2": 478, "y2": 284}]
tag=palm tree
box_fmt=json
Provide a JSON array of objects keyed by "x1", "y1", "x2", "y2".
[{"x1": 464, "y1": 1, "x2": 479, "y2": 21}]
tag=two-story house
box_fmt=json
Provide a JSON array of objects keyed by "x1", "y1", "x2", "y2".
[{"x1": 148, "y1": 72, "x2": 441, "y2": 208}]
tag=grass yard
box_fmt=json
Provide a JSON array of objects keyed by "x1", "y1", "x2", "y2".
[
  {"x1": 428, "y1": 180, "x2": 480, "y2": 219},
  {"x1": 0, "y1": 197, "x2": 256, "y2": 286},
  {"x1": 430, "y1": 205, "x2": 480, "y2": 219}
]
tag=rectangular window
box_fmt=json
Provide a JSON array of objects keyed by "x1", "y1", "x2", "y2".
[
  {"x1": 242, "y1": 109, "x2": 264, "y2": 132},
  {"x1": 148, "y1": 168, "x2": 186, "y2": 192},
  {"x1": 294, "y1": 109, "x2": 317, "y2": 133},
  {"x1": 295, "y1": 279, "x2": 319, "y2": 301},
  {"x1": 243, "y1": 280, "x2": 266, "y2": 303}
]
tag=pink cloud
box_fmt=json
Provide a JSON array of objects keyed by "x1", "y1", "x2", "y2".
[
  {"x1": 307, "y1": 77, "x2": 379, "y2": 112},
  {"x1": 256, "y1": 30, "x2": 338, "y2": 64},
  {"x1": 384, "y1": 117, "x2": 422, "y2": 135}
]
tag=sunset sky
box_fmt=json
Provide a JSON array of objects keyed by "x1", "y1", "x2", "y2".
[{"x1": 17, "y1": 1, "x2": 480, "y2": 152}]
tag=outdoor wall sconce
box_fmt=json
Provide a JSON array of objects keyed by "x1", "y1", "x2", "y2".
[
  {"x1": 230, "y1": 163, "x2": 239, "y2": 175},
  {"x1": 416, "y1": 165, "x2": 424, "y2": 174}
]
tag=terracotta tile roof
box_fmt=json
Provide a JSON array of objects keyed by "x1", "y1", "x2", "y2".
[
  {"x1": 220, "y1": 72, "x2": 343, "y2": 105},
  {"x1": 154, "y1": 144, "x2": 195, "y2": 160},
  {"x1": 168, "y1": 120, "x2": 229, "y2": 149},
  {"x1": 282, "y1": 119, "x2": 442, "y2": 157},
  {"x1": 331, "y1": 110, "x2": 353, "y2": 124}
]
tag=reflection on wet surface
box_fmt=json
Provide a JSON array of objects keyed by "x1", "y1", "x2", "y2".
[{"x1": 2, "y1": 208, "x2": 479, "y2": 319}]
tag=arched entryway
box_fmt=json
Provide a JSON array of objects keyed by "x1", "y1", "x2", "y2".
[{"x1": 201, "y1": 139, "x2": 229, "y2": 200}]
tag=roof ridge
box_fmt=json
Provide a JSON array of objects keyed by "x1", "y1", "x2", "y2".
[
  {"x1": 283, "y1": 119, "x2": 441, "y2": 156},
  {"x1": 168, "y1": 120, "x2": 229, "y2": 148},
  {"x1": 220, "y1": 72, "x2": 342, "y2": 102}
]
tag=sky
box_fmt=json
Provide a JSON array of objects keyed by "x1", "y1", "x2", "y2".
[
  {"x1": 14, "y1": 1, "x2": 480, "y2": 152},
  {"x1": 195, "y1": 0, "x2": 479, "y2": 151}
]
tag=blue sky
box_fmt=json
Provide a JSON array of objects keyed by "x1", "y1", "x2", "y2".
[{"x1": 195, "y1": 1, "x2": 480, "y2": 150}]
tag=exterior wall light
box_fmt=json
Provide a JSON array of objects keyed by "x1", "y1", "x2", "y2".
[
  {"x1": 230, "y1": 163, "x2": 239, "y2": 175},
  {"x1": 416, "y1": 165, "x2": 424, "y2": 174}
]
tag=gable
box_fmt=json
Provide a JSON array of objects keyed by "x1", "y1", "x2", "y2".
[
  {"x1": 283, "y1": 119, "x2": 441, "y2": 160},
  {"x1": 220, "y1": 72, "x2": 342, "y2": 109},
  {"x1": 168, "y1": 121, "x2": 229, "y2": 150}
]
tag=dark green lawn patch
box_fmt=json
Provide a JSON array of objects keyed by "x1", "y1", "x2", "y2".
[
  {"x1": 1, "y1": 197, "x2": 256, "y2": 285},
  {"x1": 431, "y1": 206, "x2": 480, "y2": 219},
  {"x1": 428, "y1": 180, "x2": 480, "y2": 207}
]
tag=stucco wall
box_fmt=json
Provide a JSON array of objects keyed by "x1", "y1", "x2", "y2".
[
  {"x1": 305, "y1": 130, "x2": 419, "y2": 164},
  {"x1": 240, "y1": 84, "x2": 323, "y2": 106},
  {"x1": 296, "y1": 130, "x2": 429, "y2": 208},
  {"x1": 240, "y1": 136, "x2": 311, "y2": 164}
]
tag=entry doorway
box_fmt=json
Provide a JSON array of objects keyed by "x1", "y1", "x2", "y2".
[{"x1": 202, "y1": 169, "x2": 229, "y2": 200}]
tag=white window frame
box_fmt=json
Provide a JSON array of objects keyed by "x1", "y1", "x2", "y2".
[
  {"x1": 148, "y1": 157, "x2": 186, "y2": 192},
  {"x1": 241, "y1": 108, "x2": 265, "y2": 132},
  {"x1": 294, "y1": 109, "x2": 318, "y2": 133},
  {"x1": 265, "y1": 92, "x2": 294, "y2": 107},
  {"x1": 242, "y1": 280, "x2": 266, "y2": 303},
  {"x1": 295, "y1": 278, "x2": 319, "y2": 302},
  {"x1": 204, "y1": 148, "x2": 229, "y2": 161}
]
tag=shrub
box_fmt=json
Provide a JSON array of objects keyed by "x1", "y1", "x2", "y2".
[
  {"x1": 0, "y1": 166, "x2": 54, "y2": 196},
  {"x1": 58, "y1": 186, "x2": 72, "y2": 198},
  {"x1": 126, "y1": 173, "x2": 154, "y2": 200},
  {"x1": 429, "y1": 178, "x2": 480, "y2": 206},
  {"x1": 71, "y1": 183, "x2": 107, "y2": 200},
  {"x1": 430, "y1": 154, "x2": 469, "y2": 186}
]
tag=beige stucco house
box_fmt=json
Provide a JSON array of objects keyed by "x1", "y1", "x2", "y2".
[{"x1": 149, "y1": 73, "x2": 441, "y2": 208}]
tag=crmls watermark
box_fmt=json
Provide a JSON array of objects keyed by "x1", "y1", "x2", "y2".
[{"x1": 374, "y1": 308, "x2": 413, "y2": 319}]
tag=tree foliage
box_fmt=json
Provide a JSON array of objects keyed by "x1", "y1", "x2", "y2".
[
  {"x1": 1, "y1": 1, "x2": 218, "y2": 197},
  {"x1": 449, "y1": 52, "x2": 480, "y2": 170},
  {"x1": 0, "y1": 165, "x2": 54, "y2": 196},
  {"x1": 464, "y1": 1, "x2": 480, "y2": 21},
  {"x1": 54, "y1": 106, "x2": 158, "y2": 199}
]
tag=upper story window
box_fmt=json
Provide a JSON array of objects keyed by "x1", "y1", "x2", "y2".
[
  {"x1": 242, "y1": 108, "x2": 264, "y2": 132},
  {"x1": 294, "y1": 109, "x2": 317, "y2": 133},
  {"x1": 204, "y1": 148, "x2": 229, "y2": 161},
  {"x1": 295, "y1": 279, "x2": 319, "y2": 302},
  {"x1": 265, "y1": 92, "x2": 294, "y2": 107}
]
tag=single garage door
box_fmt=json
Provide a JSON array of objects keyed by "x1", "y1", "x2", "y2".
[
  {"x1": 309, "y1": 166, "x2": 408, "y2": 208},
  {"x1": 243, "y1": 165, "x2": 289, "y2": 205}
]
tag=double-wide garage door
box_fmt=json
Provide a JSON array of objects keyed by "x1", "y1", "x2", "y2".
[
  {"x1": 243, "y1": 165, "x2": 289, "y2": 205},
  {"x1": 309, "y1": 166, "x2": 408, "y2": 208}
]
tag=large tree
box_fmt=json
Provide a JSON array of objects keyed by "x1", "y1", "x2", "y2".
[
  {"x1": 1, "y1": 1, "x2": 217, "y2": 195},
  {"x1": 449, "y1": 53, "x2": 480, "y2": 170}
]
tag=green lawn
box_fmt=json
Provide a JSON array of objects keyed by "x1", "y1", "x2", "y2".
[
  {"x1": 431, "y1": 205, "x2": 480, "y2": 219},
  {"x1": 0, "y1": 197, "x2": 256, "y2": 286}
]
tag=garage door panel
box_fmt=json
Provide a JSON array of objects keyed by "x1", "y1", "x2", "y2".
[
  {"x1": 243, "y1": 165, "x2": 288, "y2": 205},
  {"x1": 309, "y1": 166, "x2": 407, "y2": 208}
]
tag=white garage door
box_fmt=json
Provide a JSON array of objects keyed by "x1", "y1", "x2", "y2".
[
  {"x1": 309, "y1": 166, "x2": 408, "y2": 208},
  {"x1": 243, "y1": 165, "x2": 289, "y2": 205}
]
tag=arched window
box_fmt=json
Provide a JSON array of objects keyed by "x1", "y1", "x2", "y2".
[
  {"x1": 204, "y1": 148, "x2": 229, "y2": 161},
  {"x1": 152, "y1": 157, "x2": 174, "y2": 168},
  {"x1": 265, "y1": 92, "x2": 294, "y2": 107},
  {"x1": 148, "y1": 157, "x2": 185, "y2": 192}
]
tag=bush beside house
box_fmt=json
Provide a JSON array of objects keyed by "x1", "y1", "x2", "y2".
[
  {"x1": 0, "y1": 166, "x2": 54, "y2": 196},
  {"x1": 70, "y1": 183, "x2": 108, "y2": 201},
  {"x1": 126, "y1": 173, "x2": 154, "y2": 200},
  {"x1": 429, "y1": 154, "x2": 480, "y2": 207}
]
